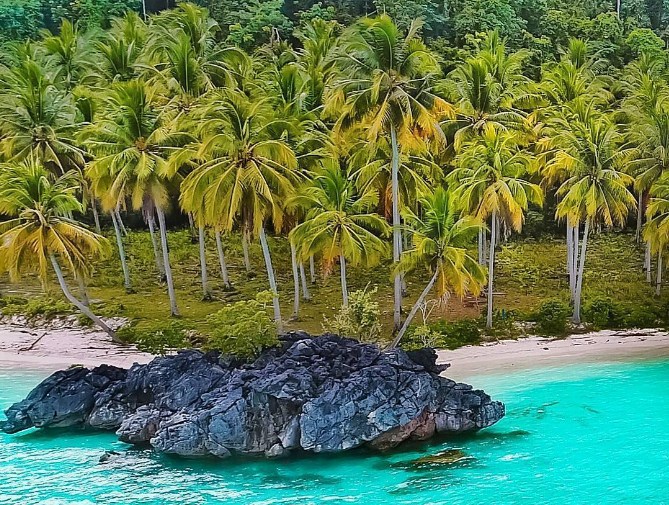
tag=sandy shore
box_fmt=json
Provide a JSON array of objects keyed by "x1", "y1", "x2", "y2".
[
  {"x1": 0, "y1": 321, "x2": 153, "y2": 371},
  {"x1": 438, "y1": 328, "x2": 669, "y2": 381},
  {"x1": 0, "y1": 322, "x2": 668, "y2": 380}
]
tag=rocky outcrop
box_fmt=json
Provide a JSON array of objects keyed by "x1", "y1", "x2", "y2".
[{"x1": 1, "y1": 333, "x2": 504, "y2": 458}]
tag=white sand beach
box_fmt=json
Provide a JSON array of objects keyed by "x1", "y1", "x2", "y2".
[
  {"x1": 0, "y1": 320, "x2": 153, "y2": 371},
  {"x1": 438, "y1": 328, "x2": 669, "y2": 380},
  {"x1": 0, "y1": 322, "x2": 668, "y2": 380}
]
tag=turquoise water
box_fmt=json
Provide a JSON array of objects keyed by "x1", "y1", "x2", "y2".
[{"x1": 1, "y1": 360, "x2": 669, "y2": 505}]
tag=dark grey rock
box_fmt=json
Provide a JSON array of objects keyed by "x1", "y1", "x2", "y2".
[{"x1": 1, "y1": 334, "x2": 505, "y2": 458}]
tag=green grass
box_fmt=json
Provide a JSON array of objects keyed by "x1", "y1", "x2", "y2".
[{"x1": 0, "y1": 227, "x2": 666, "y2": 343}]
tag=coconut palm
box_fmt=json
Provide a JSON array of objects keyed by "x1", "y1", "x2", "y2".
[
  {"x1": 92, "y1": 11, "x2": 147, "y2": 85},
  {"x1": 390, "y1": 188, "x2": 486, "y2": 347},
  {"x1": 40, "y1": 19, "x2": 94, "y2": 90},
  {"x1": 326, "y1": 14, "x2": 453, "y2": 331},
  {"x1": 83, "y1": 79, "x2": 187, "y2": 316},
  {"x1": 442, "y1": 31, "x2": 529, "y2": 151},
  {"x1": 545, "y1": 107, "x2": 636, "y2": 323},
  {"x1": 176, "y1": 89, "x2": 300, "y2": 327},
  {"x1": 0, "y1": 161, "x2": 117, "y2": 341},
  {"x1": 451, "y1": 123, "x2": 543, "y2": 328},
  {"x1": 289, "y1": 168, "x2": 390, "y2": 308},
  {"x1": 644, "y1": 175, "x2": 669, "y2": 294},
  {"x1": 0, "y1": 58, "x2": 85, "y2": 173}
]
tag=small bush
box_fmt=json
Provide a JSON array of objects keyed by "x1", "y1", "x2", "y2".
[
  {"x1": 0, "y1": 295, "x2": 72, "y2": 319},
  {"x1": 583, "y1": 297, "x2": 624, "y2": 329},
  {"x1": 534, "y1": 300, "x2": 570, "y2": 336},
  {"x1": 204, "y1": 291, "x2": 278, "y2": 359},
  {"x1": 402, "y1": 318, "x2": 481, "y2": 351},
  {"x1": 323, "y1": 287, "x2": 382, "y2": 342},
  {"x1": 117, "y1": 321, "x2": 191, "y2": 355},
  {"x1": 484, "y1": 309, "x2": 525, "y2": 338}
]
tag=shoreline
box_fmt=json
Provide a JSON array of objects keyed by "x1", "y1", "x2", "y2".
[
  {"x1": 0, "y1": 323, "x2": 668, "y2": 380},
  {"x1": 437, "y1": 328, "x2": 669, "y2": 381}
]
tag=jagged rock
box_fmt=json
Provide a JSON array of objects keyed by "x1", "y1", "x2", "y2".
[{"x1": 1, "y1": 333, "x2": 505, "y2": 458}]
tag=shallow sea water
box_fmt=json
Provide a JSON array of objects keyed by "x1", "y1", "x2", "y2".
[{"x1": 1, "y1": 359, "x2": 668, "y2": 505}]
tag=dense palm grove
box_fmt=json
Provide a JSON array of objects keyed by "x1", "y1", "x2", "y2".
[{"x1": 0, "y1": 2, "x2": 668, "y2": 347}]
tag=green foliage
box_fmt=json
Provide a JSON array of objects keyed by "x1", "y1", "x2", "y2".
[
  {"x1": 583, "y1": 297, "x2": 624, "y2": 329},
  {"x1": 203, "y1": 291, "x2": 278, "y2": 359},
  {"x1": 0, "y1": 295, "x2": 72, "y2": 319},
  {"x1": 402, "y1": 318, "x2": 481, "y2": 350},
  {"x1": 117, "y1": 321, "x2": 191, "y2": 355},
  {"x1": 0, "y1": 0, "x2": 42, "y2": 42},
  {"x1": 323, "y1": 287, "x2": 382, "y2": 341},
  {"x1": 534, "y1": 299, "x2": 570, "y2": 336}
]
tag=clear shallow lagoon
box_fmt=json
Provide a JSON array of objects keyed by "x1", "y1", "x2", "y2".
[{"x1": 1, "y1": 360, "x2": 668, "y2": 505}]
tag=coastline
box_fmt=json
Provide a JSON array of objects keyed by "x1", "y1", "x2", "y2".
[
  {"x1": 437, "y1": 328, "x2": 669, "y2": 381},
  {"x1": 0, "y1": 322, "x2": 668, "y2": 380}
]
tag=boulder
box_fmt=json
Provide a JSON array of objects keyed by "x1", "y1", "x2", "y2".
[{"x1": 1, "y1": 333, "x2": 505, "y2": 458}]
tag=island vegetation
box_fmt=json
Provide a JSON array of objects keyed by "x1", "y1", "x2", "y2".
[{"x1": 0, "y1": 0, "x2": 669, "y2": 356}]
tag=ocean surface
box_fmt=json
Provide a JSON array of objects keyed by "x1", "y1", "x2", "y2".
[{"x1": 1, "y1": 359, "x2": 668, "y2": 505}]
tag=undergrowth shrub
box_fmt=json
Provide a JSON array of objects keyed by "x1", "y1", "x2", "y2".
[
  {"x1": 402, "y1": 318, "x2": 481, "y2": 351},
  {"x1": 534, "y1": 300, "x2": 570, "y2": 336},
  {"x1": 0, "y1": 296, "x2": 72, "y2": 319},
  {"x1": 117, "y1": 321, "x2": 191, "y2": 355},
  {"x1": 583, "y1": 297, "x2": 624, "y2": 329},
  {"x1": 323, "y1": 287, "x2": 382, "y2": 341},
  {"x1": 204, "y1": 291, "x2": 278, "y2": 359}
]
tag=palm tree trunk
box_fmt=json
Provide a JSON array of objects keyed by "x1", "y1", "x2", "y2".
[
  {"x1": 572, "y1": 220, "x2": 590, "y2": 324},
  {"x1": 91, "y1": 198, "x2": 101, "y2": 234},
  {"x1": 259, "y1": 227, "x2": 282, "y2": 330},
  {"x1": 187, "y1": 212, "x2": 196, "y2": 241},
  {"x1": 656, "y1": 253, "x2": 663, "y2": 296},
  {"x1": 390, "y1": 125, "x2": 402, "y2": 331},
  {"x1": 340, "y1": 254, "x2": 349, "y2": 307},
  {"x1": 50, "y1": 254, "x2": 120, "y2": 343},
  {"x1": 567, "y1": 223, "x2": 577, "y2": 301},
  {"x1": 390, "y1": 269, "x2": 439, "y2": 349},
  {"x1": 198, "y1": 226, "x2": 211, "y2": 300},
  {"x1": 77, "y1": 273, "x2": 89, "y2": 307},
  {"x1": 486, "y1": 211, "x2": 497, "y2": 329},
  {"x1": 147, "y1": 212, "x2": 165, "y2": 279},
  {"x1": 156, "y1": 207, "x2": 180, "y2": 317},
  {"x1": 141, "y1": 0, "x2": 147, "y2": 20},
  {"x1": 572, "y1": 223, "x2": 579, "y2": 298},
  {"x1": 111, "y1": 211, "x2": 131, "y2": 292},
  {"x1": 478, "y1": 229, "x2": 483, "y2": 264},
  {"x1": 300, "y1": 262, "x2": 310, "y2": 300},
  {"x1": 309, "y1": 255, "x2": 316, "y2": 283},
  {"x1": 646, "y1": 241, "x2": 652, "y2": 283},
  {"x1": 636, "y1": 191, "x2": 643, "y2": 243},
  {"x1": 290, "y1": 241, "x2": 300, "y2": 318},
  {"x1": 215, "y1": 231, "x2": 232, "y2": 289},
  {"x1": 116, "y1": 210, "x2": 128, "y2": 236},
  {"x1": 242, "y1": 230, "x2": 252, "y2": 272},
  {"x1": 482, "y1": 230, "x2": 488, "y2": 266}
]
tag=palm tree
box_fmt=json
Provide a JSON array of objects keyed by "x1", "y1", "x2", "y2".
[
  {"x1": 176, "y1": 89, "x2": 300, "y2": 327},
  {"x1": 326, "y1": 15, "x2": 453, "y2": 331},
  {"x1": 545, "y1": 107, "x2": 636, "y2": 323},
  {"x1": 40, "y1": 19, "x2": 93, "y2": 91},
  {"x1": 83, "y1": 80, "x2": 186, "y2": 316},
  {"x1": 289, "y1": 168, "x2": 390, "y2": 307},
  {"x1": 442, "y1": 31, "x2": 529, "y2": 151},
  {"x1": 451, "y1": 124, "x2": 543, "y2": 328},
  {"x1": 644, "y1": 175, "x2": 669, "y2": 295},
  {"x1": 0, "y1": 58, "x2": 85, "y2": 173},
  {"x1": 0, "y1": 161, "x2": 117, "y2": 341},
  {"x1": 390, "y1": 188, "x2": 486, "y2": 347}
]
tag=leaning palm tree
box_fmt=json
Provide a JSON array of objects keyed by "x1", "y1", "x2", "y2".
[
  {"x1": 0, "y1": 161, "x2": 117, "y2": 341},
  {"x1": 546, "y1": 108, "x2": 636, "y2": 323},
  {"x1": 451, "y1": 124, "x2": 543, "y2": 328},
  {"x1": 83, "y1": 79, "x2": 187, "y2": 316},
  {"x1": 390, "y1": 188, "x2": 486, "y2": 347},
  {"x1": 175, "y1": 88, "x2": 300, "y2": 327},
  {"x1": 289, "y1": 168, "x2": 390, "y2": 308},
  {"x1": 326, "y1": 15, "x2": 453, "y2": 331}
]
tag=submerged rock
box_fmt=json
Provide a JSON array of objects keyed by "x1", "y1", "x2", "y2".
[{"x1": 1, "y1": 333, "x2": 505, "y2": 458}]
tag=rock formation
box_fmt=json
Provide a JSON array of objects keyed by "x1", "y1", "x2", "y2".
[{"x1": 2, "y1": 333, "x2": 504, "y2": 458}]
